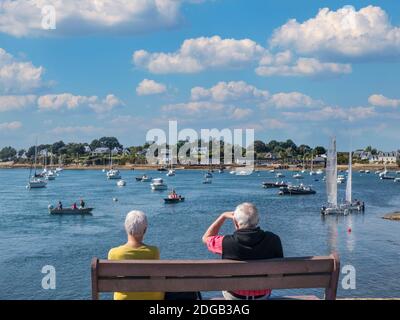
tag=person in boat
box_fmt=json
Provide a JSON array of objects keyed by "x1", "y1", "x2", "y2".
[
  {"x1": 202, "y1": 203, "x2": 283, "y2": 300},
  {"x1": 108, "y1": 210, "x2": 163, "y2": 300},
  {"x1": 72, "y1": 203, "x2": 78, "y2": 210},
  {"x1": 57, "y1": 201, "x2": 63, "y2": 210},
  {"x1": 80, "y1": 199, "x2": 85, "y2": 209},
  {"x1": 168, "y1": 189, "x2": 179, "y2": 200}
]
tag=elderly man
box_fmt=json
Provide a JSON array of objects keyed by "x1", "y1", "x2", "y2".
[
  {"x1": 202, "y1": 203, "x2": 283, "y2": 300},
  {"x1": 108, "y1": 210, "x2": 164, "y2": 300}
]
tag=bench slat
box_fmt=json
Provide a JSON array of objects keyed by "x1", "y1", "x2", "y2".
[
  {"x1": 97, "y1": 274, "x2": 331, "y2": 292},
  {"x1": 98, "y1": 257, "x2": 334, "y2": 277}
]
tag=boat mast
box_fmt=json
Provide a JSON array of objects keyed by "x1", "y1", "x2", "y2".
[
  {"x1": 346, "y1": 150, "x2": 352, "y2": 204},
  {"x1": 310, "y1": 151, "x2": 314, "y2": 172},
  {"x1": 326, "y1": 137, "x2": 338, "y2": 208}
]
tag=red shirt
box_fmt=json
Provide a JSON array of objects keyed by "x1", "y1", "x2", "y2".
[{"x1": 206, "y1": 236, "x2": 271, "y2": 297}]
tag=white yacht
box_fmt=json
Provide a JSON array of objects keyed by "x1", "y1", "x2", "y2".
[
  {"x1": 337, "y1": 175, "x2": 346, "y2": 184},
  {"x1": 151, "y1": 178, "x2": 168, "y2": 190},
  {"x1": 107, "y1": 169, "x2": 121, "y2": 180},
  {"x1": 27, "y1": 143, "x2": 47, "y2": 189}
]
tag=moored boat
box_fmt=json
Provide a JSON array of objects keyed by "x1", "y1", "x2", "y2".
[
  {"x1": 262, "y1": 181, "x2": 288, "y2": 189},
  {"x1": 279, "y1": 184, "x2": 316, "y2": 195},
  {"x1": 151, "y1": 178, "x2": 168, "y2": 190},
  {"x1": 49, "y1": 207, "x2": 93, "y2": 215}
]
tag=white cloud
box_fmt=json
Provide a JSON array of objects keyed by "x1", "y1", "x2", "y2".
[
  {"x1": 368, "y1": 94, "x2": 400, "y2": 108},
  {"x1": 231, "y1": 108, "x2": 253, "y2": 120},
  {"x1": 0, "y1": 95, "x2": 37, "y2": 112},
  {"x1": 133, "y1": 36, "x2": 266, "y2": 74},
  {"x1": 267, "y1": 92, "x2": 322, "y2": 109},
  {"x1": 0, "y1": 0, "x2": 208, "y2": 37},
  {"x1": 256, "y1": 55, "x2": 352, "y2": 77},
  {"x1": 136, "y1": 79, "x2": 167, "y2": 96},
  {"x1": 0, "y1": 48, "x2": 45, "y2": 93},
  {"x1": 282, "y1": 106, "x2": 376, "y2": 122},
  {"x1": 0, "y1": 121, "x2": 22, "y2": 130},
  {"x1": 191, "y1": 81, "x2": 269, "y2": 102},
  {"x1": 162, "y1": 101, "x2": 226, "y2": 115},
  {"x1": 37, "y1": 93, "x2": 123, "y2": 113},
  {"x1": 270, "y1": 5, "x2": 400, "y2": 59}
]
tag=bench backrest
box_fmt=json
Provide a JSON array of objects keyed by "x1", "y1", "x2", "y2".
[{"x1": 91, "y1": 254, "x2": 340, "y2": 300}]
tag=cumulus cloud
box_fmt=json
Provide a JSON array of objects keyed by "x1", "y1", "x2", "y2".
[
  {"x1": 136, "y1": 79, "x2": 167, "y2": 96},
  {"x1": 0, "y1": 0, "x2": 208, "y2": 37},
  {"x1": 37, "y1": 93, "x2": 123, "y2": 113},
  {"x1": 0, "y1": 48, "x2": 45, "y2": 93},
  {"x1": 256, "y1": 56, "x2": 352, "y2": 77},
  {"x1": 270, "y1": 5, "x2": 400, "y2": 60},
  {"x1": 133, "y1": 36, "x2": 266, "y2": 74},
  {"x1": 282, "y1": 106, "x2": 376, "y2": 122},
  {"x1": 368, "y1": 94, "x2": 400, "y2": 108},
  {"x1": 267, "y1": 92, "x2": 322, "y2": 109},
  {"x1": 0, "y1": 121, "x2": 22, "y2": 130},
  {"x1": 0, "y1": 95, "x2": 37, "y2": 112},
  {"x1": 191, "y1": 81, "x2": 269, "y2": 102}
]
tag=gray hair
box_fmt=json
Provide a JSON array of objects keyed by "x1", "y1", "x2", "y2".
[
  {"x1": 124, "y1": 210, "x2": 148, "y2": 237},
  {"x1": 234, "y1": 203, "x2": 259, "y2": 229}
]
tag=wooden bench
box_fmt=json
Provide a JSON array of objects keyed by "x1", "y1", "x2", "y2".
[{"x1": 91, "y1": 254, "x2": 340, "y2": 300}]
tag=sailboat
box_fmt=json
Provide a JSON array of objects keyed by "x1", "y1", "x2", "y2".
[
  {"x1": 27, "y1": 143, "x2": 47, "y2": 189},
  {"x1": 321, "y1": 140, "x2": 364, "y2": 215},
  {"x1": 107, "y1": 151, "x2": 121, "y2": 180}
]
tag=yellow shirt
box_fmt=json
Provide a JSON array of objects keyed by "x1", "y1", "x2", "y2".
[{"x1": 108, "y1": 244, "x2": 164, "y2": 300}]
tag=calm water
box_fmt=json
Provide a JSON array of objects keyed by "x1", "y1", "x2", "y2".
[{"x1": 0, "y1": 168, "x2": 399, "y2": 299}]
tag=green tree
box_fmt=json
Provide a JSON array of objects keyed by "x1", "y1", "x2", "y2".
[
  {"x1": 0, "y1": 146, "x2": 17, "y2": 161},
  {"x1": 313, "y1": 146, "x2": 327, "y2": 155},
  {"x1": 253, "y1": 140, "x2": 267, "y2": 154}
]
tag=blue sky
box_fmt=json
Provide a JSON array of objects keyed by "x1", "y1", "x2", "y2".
[{"x1": 0, "y1": 0, "x2": 400, "y2": 151}]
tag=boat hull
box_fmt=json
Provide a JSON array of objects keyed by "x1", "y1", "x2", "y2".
[
  {"x1": 164, "y1": 198, "x2": 185, "y2": 204},
  {"x1": 49, "y1": 208, "x2": 93, "y2": 215}
]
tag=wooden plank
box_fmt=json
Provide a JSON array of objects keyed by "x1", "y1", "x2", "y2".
[
  {"x1": 325, "y1": 253, "x2": 340, "y2": 300},
  {"x1": 97, "y1": 274, "x2": 331, "y2": 292},
  {"x1": 97, "y1": 257, "x2": 334, "y2": 277},
  {"x1": 91, "y1": 258, "x2": 99, "y2": 300}
]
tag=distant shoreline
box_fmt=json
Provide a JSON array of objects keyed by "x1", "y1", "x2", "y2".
[{"x1": 0, "y1": 162, "x2": 398, "y2": 171}]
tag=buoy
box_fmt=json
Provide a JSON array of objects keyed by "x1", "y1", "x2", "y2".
[
  {"x1": 348, "y1": 228, "x2": 352, "y2": 233},
  {"x1": 113, "y1": 198, "x2": 118, "y2": 202}
]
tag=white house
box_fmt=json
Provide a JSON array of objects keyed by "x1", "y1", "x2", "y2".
[
  {"x1": 92, "y1": 147, "x2": 110, "y2": 155},
  {"x1": 378, "y1": 151, "x2": 399, "y2": 163}
]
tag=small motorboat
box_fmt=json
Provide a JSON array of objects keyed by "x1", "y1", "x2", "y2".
[
  {"x1": 293, "y1": 173, "x2": 304, "y2": 179},
  {"x1": 205, "y1": 172, "x2": 213, "y2": 179},
  {"x1": 394, "y1": 178, "x2": 400, "y2": 183},
  {"x1": 262, "y1": 181, "x2": 288, "y2": 189},
  {"x1": 157, "y1": 167, "x2": 168, "y2": 172},
  {"x1": 316, "y1": 169, "x2": 324, "y2": 175},
  {"x1": 117, "y1": 180, "x2": 126, "y2": 187},
  {"x1": 151, "y1": 178, "x2": 168, "y2": 190},
  {"x1": 45, "y1": 170, "x2": 57, "y2": 181},
  {"x1": 365, "y1": 170, "x2": 370, "y2": 174},
  {"x1": 48, "y1": 205, "x2": 93, "y2": 215},
  {"x1": 279, "y1": 184, "x2": 316, "y2": 195},
  {"x1": 203, "y1": 178, "x2": 212, "y2": 184},
  {"x1": 136, "y1": 175, "x2": 151, "y2": 182},
  {"x1": 229, "y1": 170, "x2": 236, "y2": 175},
  {"x1": 276, "y1": 172, "x2": 285, "y2": 178},
  {"x1": 381, "y1": 175, "x2": 396, "y2": 180},
  {"x1": 269, "y1": 169, "x2": 275, "y2": 173},
  {"x1": 337, "y1": 175, "x2": 346, "y2": 184},
  {"x1": 359, "y1": 170, "x2": 365, "y2": 173}
]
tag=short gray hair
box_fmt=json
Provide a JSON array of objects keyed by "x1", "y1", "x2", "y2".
[
  {"x1": 234, "y1": 203, "x2": 259, "y2": 229},
  {"x1": 124, "y1": 210, "x2": 148, "y2": 237}
]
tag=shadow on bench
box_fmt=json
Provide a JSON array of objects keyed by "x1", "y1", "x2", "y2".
[{"x1": 91, "y1": 253, "x2": 340, "y2": 300}]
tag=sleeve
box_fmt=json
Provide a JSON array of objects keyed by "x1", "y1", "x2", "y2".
[
  {"x1": 206, "y1": 236, "x2": 224, "y2": 255},
  {"x1": 108, "y1": 248, "x2": 115, "y2": 260}
]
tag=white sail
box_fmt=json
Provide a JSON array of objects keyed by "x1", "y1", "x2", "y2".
[
  {"x1": 326, "y1": 137, "x2": 338, "y2": 207},
  {"x1": 346, "y1": 151, "x2": 352, "y2": 203}
]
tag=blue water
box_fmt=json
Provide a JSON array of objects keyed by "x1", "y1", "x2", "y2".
[{"x1": 0, "y1": 169, "x2": 399, "y2": 299}]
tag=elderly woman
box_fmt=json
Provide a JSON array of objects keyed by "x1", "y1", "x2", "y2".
[
  {"x1": 202, "y1": 202, "x2": 283, "y2": 300},
  {"x1": 108, "y1": 210, "x2": 164, "y2": 300}
]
